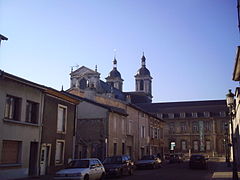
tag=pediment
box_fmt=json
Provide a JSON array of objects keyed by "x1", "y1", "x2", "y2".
[{"x1": 70, "y1": 66, "x2": 100, "y2": 77}]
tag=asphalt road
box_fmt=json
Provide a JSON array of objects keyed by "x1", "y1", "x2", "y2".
[
  {"x1": 106, "y1": 161, "x2": 215, "y2": 180},
  {"x1": 16, "y1": 160, "x2": 221, "y2": 180}
]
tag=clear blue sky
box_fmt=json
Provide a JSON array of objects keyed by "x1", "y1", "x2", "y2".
[{"x1": 0, "y1": 0, "x2": 239, "y2": 102}]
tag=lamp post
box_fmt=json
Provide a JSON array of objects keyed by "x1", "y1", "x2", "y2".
[
  {"x1": 226, "y1": 89, "x2": 239, "y2": 180},
  {"x1": 224, "y1": 122, "x2": 231, "y2": 167}
]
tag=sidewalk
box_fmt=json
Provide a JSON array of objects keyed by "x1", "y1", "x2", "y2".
[{"x1": 211, "y1": 158, "x2": 240, "y2": 180}]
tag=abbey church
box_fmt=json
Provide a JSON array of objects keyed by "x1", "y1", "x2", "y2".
[
  {"x1": 69, "y1": 54, "x2": 152, "y2": 104},
  {"x1": 68, "y1": 54, "x2": 228, "y2": 159}
]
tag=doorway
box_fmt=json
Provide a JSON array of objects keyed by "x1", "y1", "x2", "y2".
[
  {"x1": 29, "y1": 142, "x2": 38, "y2": 176},
  {"x1": 40, "y1": 144, "x2": 51, "y2": 175}
]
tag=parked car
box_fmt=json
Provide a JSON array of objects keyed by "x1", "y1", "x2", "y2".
[
  {"x1": 189, "y1": 154, "x2": 208, "y2": 169},
  {"x1": 103, "y1": 155, "x2": 134, "y2": 177},
  {"x1": 169, "y1": 153, "x2": 184, "y2": 163},
  {"x1": 135, "y1": 155, "x2": 162, "y2": 169},
  {"x1": 54, "y1": 158, "x2": 105, "y2": 180}
]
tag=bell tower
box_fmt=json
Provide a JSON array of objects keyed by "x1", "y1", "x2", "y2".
[
  {"x1": 106, "y1": 57, "x2": 124, "y2": 91},
  {"x1": 135, "y1": 53, "x2": 152, "y2": 99}
]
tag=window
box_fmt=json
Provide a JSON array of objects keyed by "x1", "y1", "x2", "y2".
[
  {"x1": 128, "y1": 120, "x2": 133, "y2": 135},
  {"x1": 160, "y1": 128, "x2": 164, "y2": 138},
  {"x1": 192, "y1": 112, "x2": 198, "y2": 118},
  {"x1": 154, "y1": 128, "x2": 158, "y2": 138},
  {"x1": 204, "y1": 112, "x2": 210, "y2": 118},
  {"x1": 55, "y1": 140, "x2": 65, "y2": 165},
  {"x1": 113, "y1": 117, "x2": 117, "y2": 131},
  {"x1": 180, "y1": 112, "x2": 186, "y2": 118},
  {"x1": 150, "y1": 127, "x2": 153, "y2": 138},
  {"x1": 122, "y1": 143, "x2": 125, "y2": 154},
  {"x1": 141, "y1": 126, "x2": 145, "y2": 138},
  {"x1": 181, "y1": 141, "x2": 187, "y2": 151},
  {"x1": 157, "y1": 128, "x2": 160, "y2": 139},
  {"x1": 180, "y1": 122, "x2": 187, "y2": 133},
  {"x1": 113, "y1": 143, "x2": 117, "y2": 156},
  {"x1": 26, "y1": 100, "x2": 39, "y2": 124},
  {"x1": 169, "y1": 122, "x2": 175, "y2": 134},
  {"x1": 157, "y1": 113, "x2": 163, "y2": 119},
  {"x1": 206, "y1": 141, "x2": 211, "y2": 151},
  {"x1": 79, "y1": 78, "x2": 87, "y2": 89},
  {"x1": 121, "y1": 118, "x2": 125, "y2": 134},
  {"x1": 1, "y1": 140, "x2": 22, "y2": 164},
  {"x1": 192, "y1": 121, "x2": 199, "y2": 132},
  {"x1": 4, "y1": 95, "x2": 21, "y2": 121},
  {"x1": 57, "y1": 105, "x2": 67, "y2": 133},
  {"x1": 168, "y1": 113, "x2": 174, "y2": 119},
  {"x1": 140, "y1": 80, "x2": 144, "y2": 90},
  {"x1": 193, "y1": 141, "x2": 199, "y2": 151},
  {"x1": 220, "y1": 111, "x2": 226, "y2": 117},
  {"x1": 204, "y1": 121, "x2": 211, "y2": 132}
]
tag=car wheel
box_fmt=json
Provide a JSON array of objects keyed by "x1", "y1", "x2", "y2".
[
  {"x1": 84, "y1": 174, "x2": 89, "y2": 180},
  {"x1": 99, "y1": 173, "x2": 105, "y2": 180}
]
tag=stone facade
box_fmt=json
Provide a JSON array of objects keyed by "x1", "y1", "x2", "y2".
[{"x1": 138, "y1": 100, "x2": 228, "y2": 157}]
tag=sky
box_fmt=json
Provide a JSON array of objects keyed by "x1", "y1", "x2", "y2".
[{"x1": 0, "y1": 0, "x2": 239, "y2": 103}]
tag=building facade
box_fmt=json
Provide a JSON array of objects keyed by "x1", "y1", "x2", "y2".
[
  {"x1": 232, "y1": 46, "x2": 240, "y2": 166},
  {"x1": 0, "y1": 71, "x2": 45, "y2": 180},
  {"x1": 40, "y1": 88, "x2": 79, "y2": 175},
  {"x1": 138, "y1": 100, "x2": 229, "y2": 157}
]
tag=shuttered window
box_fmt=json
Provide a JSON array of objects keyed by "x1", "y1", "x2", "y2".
[
  {"x1": 57, "y1": 105, "x2": 67, "y2": 133},
  {"x1": 55, "y1": 140, "x2": 64, "y2": 165},
  {"x1": 1, "y1": 140, "x2": 21, "y2": 164}
]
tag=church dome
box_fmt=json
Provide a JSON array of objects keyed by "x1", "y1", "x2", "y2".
[
  {"x1": 136, "y1": 53, "x2": 150, "y2": 76},
  {"x1": 108, "y1": 67, "x2": 121, "y2": 78},
  {"x1": 137, "y1": 66, "x2": 150, "y2": 76}
]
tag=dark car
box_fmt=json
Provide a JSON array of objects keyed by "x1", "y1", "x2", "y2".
[
  {"x1": 135, "y1": 155, "x2": 162, "y2": 169},
  {"x1": 103, "y1": 155, "x2": 134, "y2": 177},
  {"x1": 189, "y1": 154, "x2": 208, "y2": 169}
]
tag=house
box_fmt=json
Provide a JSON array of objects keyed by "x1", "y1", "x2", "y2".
[
  {"x1": 40, "y1": 88, "x2": 79, "y2": 175},
  {"x1": 0, "y1": 70, "x2": 45, "y2": 179}
]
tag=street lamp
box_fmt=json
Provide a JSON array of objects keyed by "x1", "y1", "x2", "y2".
[
  {"x1": 226, "y1": 89, "x2": 239, "y2": 180},
  {"x1": 224, "y1": 122, "x2": 231, "y2": 167}
]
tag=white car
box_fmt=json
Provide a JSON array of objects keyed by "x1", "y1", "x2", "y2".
[{"x1": 54, "y1": 158, "x2": 105, "y2": 180}]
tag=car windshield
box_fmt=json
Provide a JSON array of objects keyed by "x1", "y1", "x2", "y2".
[
  {"x1": 103, "y1": 156, "x2": 122, "y2": 164},
  {"x1": 141, "y1": 155, "x2": 154, "y2": 160},
  {"x1": 191, "y1": 155, "x2": 204, "y2": 160},
  {"x1": 67, "y1": 160, "x2": 89, "y2": 168}
]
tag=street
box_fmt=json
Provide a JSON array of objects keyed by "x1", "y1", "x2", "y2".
[
  {"x1": 106, "y1": 161, "x2": 214, "y2": 180},
  {"x1": 21, "y1": 160, "x2": 226, "y2": 180}
]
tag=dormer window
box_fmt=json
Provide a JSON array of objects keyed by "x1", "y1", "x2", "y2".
[
  {"x1": 180, "y1": 112, "x2": 186, "y2": 118},
  {"x1": 158, "y1": 113, "x2": 163, "y2": 119},
  {"x1": 168, "y1": 113, "x2": 174, "y2": 119},
  {"x1": 192, "y1": 112, "x2": 198, "y2": 118},
  {"x1": 220, "y1": 111, "x2": 226, "y2": 117},
  {"x1": 204, "y1": 112, "x2": 210, "y2": 118}
]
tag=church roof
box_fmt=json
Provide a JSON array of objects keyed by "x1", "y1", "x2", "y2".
[
  {"x1": 136, "y1": 66, "x2": 150, "y2": 76},
  {"x1": 106, "y1": 67, "x2": 122, "y2": 79},
  {"x1": 137, "y1": 100, "x2": 228, "y2": 115}
]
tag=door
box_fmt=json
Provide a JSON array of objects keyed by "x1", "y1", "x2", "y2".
[
  {"x1": 29, "y1": 142, "x2": 38, "y2": 176},
  {"x1": 40, "y1": 145, "x2": 50, "y2": 175}
]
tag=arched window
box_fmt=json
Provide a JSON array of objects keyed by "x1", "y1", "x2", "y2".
[
  {"x1": 79, "y1": 78, "x2": 87, "y2": 89},
  {"x1": 140, "y1": 80, "x2": 144, "y2": 90}
]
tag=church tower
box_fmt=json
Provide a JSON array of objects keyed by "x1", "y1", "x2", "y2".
[
  {"x1": 106, "y1": 57, "x2": 124, "y2": 91},
  {"x1": 135, "y1": 53, "x2": 152, "y2": 99}
]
